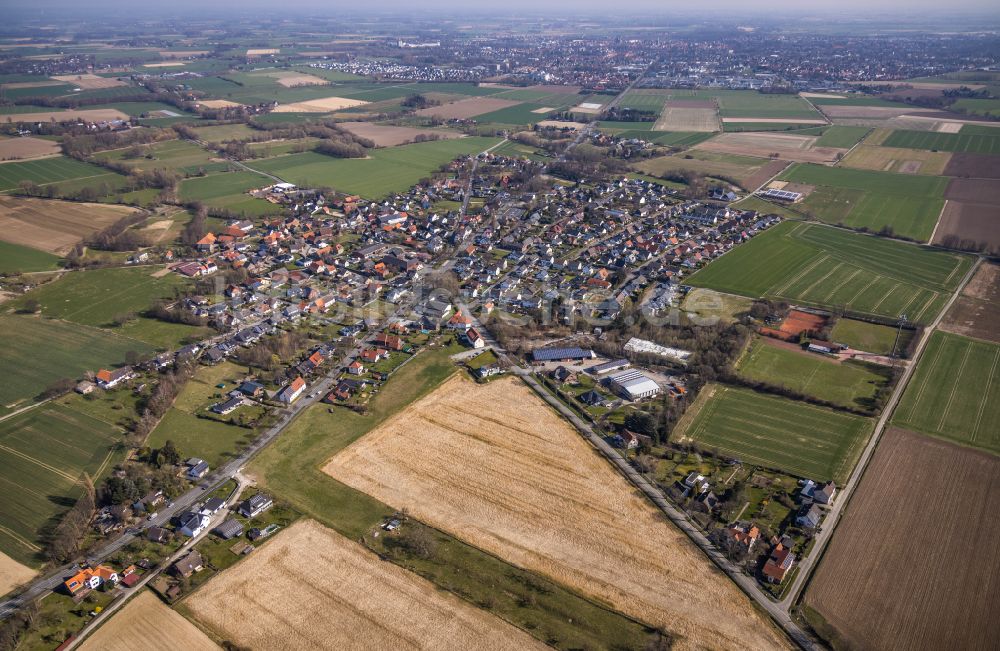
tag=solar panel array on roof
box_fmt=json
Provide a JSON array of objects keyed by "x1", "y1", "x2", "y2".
[{"x1": 532, "y1": 347, "x2": 594, "y2": 362}]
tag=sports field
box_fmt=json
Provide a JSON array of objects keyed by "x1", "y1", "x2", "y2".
[
  {"x1": 893, "y1": 330, "x2": 1000, "y2": 454},
  {"x1": 673, "y1": 384, "x2": 872, "y2": 483},
  {"x1": 737, "y1": 337, "x2": 888, "y2": 409},
  {"x1": 0, "y1": 402, "x2": 123, "y2": 564},
  {"x1": 780, "y1": 163, "x2": 947, "y2": 241},
  {"x1": 829, "y1": 318, "x2": 914, "y2": 356},
  {"x1": 253, "y1": 137, "x2": 501, "y2": 198},
  {"x1": 686, "y1": 221, "x2": 972, "y2": 323},
  {"x1": 0, "y1": 156, "x2": 118, "y2": 192},
  {"x1": 881, "y1": 129, "x2": 1000, "y2": 154},
  {"x1": 0, "y1": 315, "x2": 152, "y2": 412}
]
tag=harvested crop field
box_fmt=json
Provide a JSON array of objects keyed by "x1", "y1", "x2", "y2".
[
  {"x1": 841, "y1": 145, "x2": 951, "y2": 175},
  {"x1": 323, "y1": 375, "x2": 791, "y2": 651},
  {"x1": 197, "y1": 99, "x2": 242, "y2": 109},
  {"x1": 653, "y1": 103, "x2": 719, "y2": 132},
  {"x1": 267, "y1": 72, "x2": 329, "y2": 87},
  {"x1": 415, "y1": 96, "x2": 521, "y2": 120},
  {"x1": 944, "y1": 177, "x2": 1000, "y2": 204},
  {"x1": 0, "y1": 137, "x2": 60, "y2": 161},
  {"x1": 337, "y1": 122, "x2": 462, "y2": 147},
  {"x1": 79, "y1": 591, "x2": 219, "y2": 651},
  {"x1": 932, "y1": 201, "x2": 1000, "y2": 254},
  {"x1": 272, "y1": 96, "x2": 368, "y2": 113},
  {"x1": 0, "y1": 196, "x2": 137, "y2": 254},
  {"x1": 2, "y1": 108, "x2": 130, "y2": 124},
  {"x1": 804, "y1": 427, "x2": 1000, "y2": 651},
  {"x1": 187, "y1": 519, "x2": 546, "y2": 651},
  {"x1": 50, "y1": 73, "x2": 125, "y2": 89},
  {"x1": 941, "y1": 262, "x2": 1000, "y2": 343},
  {"x1": 0, "y1": 551, "x2": 35, "y2": 597},
  {"x1": 944, "y1": 152, "x2": 1000, "y2": 178},
  {"x1": 694, "y1": 132, "x2": 845, "y2": 163}
]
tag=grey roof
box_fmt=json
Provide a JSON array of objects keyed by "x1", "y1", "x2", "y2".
[
  {"x1": 532, "y1": 347, "x2": 593, "y2": 362},
  {"x1": 213, "y1": 519, "x2": 244, "y2": 539}
]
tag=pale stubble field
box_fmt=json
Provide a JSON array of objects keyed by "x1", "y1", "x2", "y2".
[{"x1": 323, "y1": 374, "x2": 791, "y2": 650}]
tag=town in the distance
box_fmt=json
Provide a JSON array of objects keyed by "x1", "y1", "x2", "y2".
[{"x1": 0, "y1": 2, "x2": 997, "y2": 650}]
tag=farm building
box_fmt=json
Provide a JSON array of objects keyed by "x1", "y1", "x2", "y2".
[
  {"x1": 606, "y1": 369, "x2": 661, "y2": 401},
  {"x1": 95, "y1": 366, "x2": 135, "y2": 389},
  {"x1": 532, "y1": 347, "x2": 596, "y2": 363},
  {"x1": 589, "y1": 359, "x2": 631, "y2": 375}
]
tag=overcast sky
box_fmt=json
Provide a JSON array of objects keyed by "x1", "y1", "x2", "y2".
[{"x1": 8, "y1": 0, "x2": 1000, "y2": 15}]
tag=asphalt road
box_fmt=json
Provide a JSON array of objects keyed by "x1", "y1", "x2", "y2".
[
  {"x1": 0, "y1": 329, "x2": 379, "y2": 619},
  {"x1": 467, "y1": 313, "x2": 817, "y2": 650},
  {"x1": 780, "y1": 255, "x2": 983, "y2": 608}
]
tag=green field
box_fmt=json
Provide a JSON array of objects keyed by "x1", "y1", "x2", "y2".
[
  {"x1": 737, "y1": 337, "x2": 888, "y2": 409},
  {"x1": 950, "y1": 98, "x2": 1000, "y2": 118},
  {"x1": 0, "y1": 315, "x2": 152, "y2": 412},
  {"x1": 0, "y1": 240, "x2": 60, "y2": 273},
  {"x1": 830, "y1": 318, "x2": 914, "y2": 356},
  {"x1": 893, "y1": 331, "x2": 1000, "y2": 454},
  {"x1": 699, "y1": 90, "x2": 822, "y2": 119},
  {"x1": 178, "y1": 170, "x2": 281, "y2": 215},
  {"x1": 814, "y1": 126, "x2": 871, "y2": 148},
  {"x1": 93, "y1": 139, "x2": 225, "y2": 175},
  {"x1": 253, "y1": 136, "x2": 501, "y2": 198},
  {"x1": 249, "y1": 342, "x2": 652, "y2": 650},
  {"x1": 0, "y1": 403, "x2": 123, "y2": 565},
  {"x1": 0, "y1": 156, "x2": 117, "y2": 193},
  {"x1": 686, "y1": 221, "x2": 973, "y2": 324},
  {"x1": 675, "y1": 383, "x2": 873, "y2": 483},
  {"x1": 14, "y1": 266, "x2": 203, "y2": 347},
  {"x1": 881, "y1": 129, "x2": 1000, "y2": 154},
  {"x1": 474, "y1": 102, "x2": 555, "y2": 125},
  {"x1": 781, "y1": 163, "x2": 947, "y2": 240}
]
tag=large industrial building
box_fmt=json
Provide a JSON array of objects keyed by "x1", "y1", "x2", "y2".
[{"x1": 606, "y1": 369, "x2": 661, "y2": 401}]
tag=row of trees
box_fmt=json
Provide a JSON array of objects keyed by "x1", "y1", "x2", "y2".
[
  {"x1": 85, "y1": 212, "x2": 151, "y2": 251},
  {"x1": 44, "y1": 474, "x2": 95, "y2": 562}
]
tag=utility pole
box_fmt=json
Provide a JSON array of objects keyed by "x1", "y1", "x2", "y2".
[{"x1": 891, "y1": 313, "x2": 907, "y2": 360}]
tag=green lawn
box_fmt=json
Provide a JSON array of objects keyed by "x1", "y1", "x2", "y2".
[
  {"x1": 814, "y1": 126, "x2": 871, "y2": 148},
  {"x1": 686, "y1": 221, "x2": 972, "y2": 324},
  {"x1": 253, "y1": 137, "x2": 501, "y2": 198},
  {"x1": 881, "y1": 129, "x2": 1000, "y2": 154},
  {"x1": 0, "y1": 315, "x2": 152, "y2": 412},
  {"x1": 893, "y1": 331, "x2": 1000, "y2": 454},
  {"x1": 13, "y1": 266, "x2": 204, "y2": 348},
  {"x1": 0, "y1": 403, "x2": 124, "y2": 565},
  {"x1": 830, "y1": 318, "x2": 914, "y2": 356},
  {"x1": 0, "y1": 240, "x2": 60, "y2": 273},
  {"x1": 674, "y1": 383, "x2": 873, "y2": 483},
  {"x1": 0, "y1": 156, "x2": 116, "y2": 192},
  {"x1": 736, "y1": 337, "x2": 889, "y2": 410},
  {"x1": 250, "y1": 343, "x2": 653, "y2": 650}
]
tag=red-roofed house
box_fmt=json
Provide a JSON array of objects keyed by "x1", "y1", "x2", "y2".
[{"x1": 763, "y1": 544, "x2": 795, "y2": 584}]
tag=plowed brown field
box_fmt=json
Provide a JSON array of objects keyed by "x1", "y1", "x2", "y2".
[
  {"x1": 324, "y1": 374, "x2": 791, "y2": 651},
  {"x1": 0, "y1": 196, "x2": 137, "y2": 254},
  {"x1": 805, "y1": 427, "x2": 1000, "y2": 651},
  {"x1": 187, "y1": 520, "x2": 545, "y2": 651}
]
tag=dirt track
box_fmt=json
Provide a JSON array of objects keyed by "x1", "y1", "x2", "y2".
[
  {"x1": 324, "y1": 374, "x2": 791, "y2": 651},
  {"x1": 187, "y1": 520, "x2": 545, "y2": 651}
]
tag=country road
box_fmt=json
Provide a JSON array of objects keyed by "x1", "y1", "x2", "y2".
[
  {"x1": 780, "y1": 254, "x2": 983, "y2": 607},
  {"x1": 467, "y1": 312, "x2": 819, "y2": 650}
]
